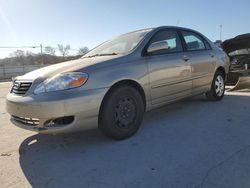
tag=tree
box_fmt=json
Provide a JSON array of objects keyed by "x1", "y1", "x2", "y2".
[
  {"x1": 44, "y1": 46, "x2": 56, "y2": 56},
  {"x1": 9, "y1": 50, "x2": 25, "y2": 66},
  {"x1": 11, "y1": 50, "x2": 25, "y2": 58},
  {"x1": 78, "y1": 47, "x2": 89, "y2": 55},
  {"x1": 57, "y1": 44, "x2": 71, "y2": 58},
  {"x1": 25, "y1": 51, "x2": 36, "y2": 65}
]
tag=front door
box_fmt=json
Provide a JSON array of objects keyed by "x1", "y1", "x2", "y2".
[{"x1": 145, "y1": 29, "x2": 192, "y2": 105}]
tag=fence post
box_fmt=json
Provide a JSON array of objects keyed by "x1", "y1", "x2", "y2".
[
  {"x1": 22, "y1": 59, "x2": 25, "y2": 75},
  {"x1": 3, "y1": 64, "x2": 6, "y2": 79}
]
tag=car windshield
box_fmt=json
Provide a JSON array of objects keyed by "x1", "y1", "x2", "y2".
[{"x1": 83, "y1": 29, "x2": 152, "y2": 58}]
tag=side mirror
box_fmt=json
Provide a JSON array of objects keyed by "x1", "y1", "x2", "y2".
[{"x1": 147, "y1": 41, "x2": 169, "y2": 54}]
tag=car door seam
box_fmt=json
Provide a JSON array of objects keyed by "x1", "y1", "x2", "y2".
[{"x1": 152, "y1": 73, "x2": 210, "y2": 89}]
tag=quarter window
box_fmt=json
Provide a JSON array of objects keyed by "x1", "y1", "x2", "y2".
[{"x1": 181, "y1": 31, "x2": 207, "y2": 51}]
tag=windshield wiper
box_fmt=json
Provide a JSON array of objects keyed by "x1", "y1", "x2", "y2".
[{"x1": 83, "y1": 53, "x2": 117, "y2": 58}]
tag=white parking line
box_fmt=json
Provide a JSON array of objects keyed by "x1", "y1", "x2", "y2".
[{"x1": 0, "y1": 81, "x2": 11, "y2": 85}]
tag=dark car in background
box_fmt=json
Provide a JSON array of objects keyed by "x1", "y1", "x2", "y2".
[{"x1": 222, "y1": 33, "x2": 250, "y2": 90}]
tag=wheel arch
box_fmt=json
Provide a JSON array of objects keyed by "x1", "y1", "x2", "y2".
[
  {"x1": 216, "y1": 66, "x2": 226, "y2": 79},
  {"x1": 98, "y1": 79, "x2": 146, "y2": 125}
]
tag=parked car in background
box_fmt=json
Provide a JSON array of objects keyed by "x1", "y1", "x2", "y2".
[{"x1": 6, "y1": 26, "x2": 230, "y2": 139}]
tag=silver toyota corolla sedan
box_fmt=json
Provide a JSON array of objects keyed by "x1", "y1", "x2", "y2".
[{"x1": 6, "y1": 26, "x2": 230, "y2": 139}]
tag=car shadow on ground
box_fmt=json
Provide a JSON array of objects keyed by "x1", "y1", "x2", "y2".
[{"x1": 19, "y1": 94, "x2": 250, "y2": 188}]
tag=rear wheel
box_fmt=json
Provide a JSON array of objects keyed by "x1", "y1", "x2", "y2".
[
  {"x1": 99, "y1": 85, "x2": 144, "y2": 140},
  {"x1": 206, "y1": 70, "x2": 225, "y2": 101}
]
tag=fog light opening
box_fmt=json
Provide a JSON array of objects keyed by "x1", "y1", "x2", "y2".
[{"x1": 44, "y1": 116, "x2": 75, "y2": 127}]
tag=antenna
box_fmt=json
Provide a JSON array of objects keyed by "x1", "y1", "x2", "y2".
[
  {"x1": 176, "y1": 19, "x2": 180, "y2": 26},
  {"x1": 220, "y1": 24, "x2": 222, "y2": 41}
]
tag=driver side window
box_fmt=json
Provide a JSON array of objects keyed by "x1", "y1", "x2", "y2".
[{"x1": 148, "y1": 29, "x2": 183, "y2": 55}]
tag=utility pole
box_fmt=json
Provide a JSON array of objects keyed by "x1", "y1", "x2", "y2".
[
  {"x1": 40, "y1": 44, "x2": 44, "y2": 65},
  {"x1": 220, "y1": 24, "x2": 222, "y2": 41},
  {"x1": 176, "y1": 19, "x2": 180, "y2": 26}
]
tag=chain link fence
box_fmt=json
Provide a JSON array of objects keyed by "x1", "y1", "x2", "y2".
[
  {"x1": 0, "y1": 64, "x2": 46, "y2": 80},
  {"x1": 0, "y1": 45, "x2": 87, "y2": 80}
]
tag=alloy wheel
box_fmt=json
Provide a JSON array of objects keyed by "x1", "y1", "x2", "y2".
[{"x1": 215, "y1": 75, "x2": 224, "y2": 97}]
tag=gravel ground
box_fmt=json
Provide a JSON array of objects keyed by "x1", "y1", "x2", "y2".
[{"x1": 1, "y1": 82, "x2": 250, "y2": 188}]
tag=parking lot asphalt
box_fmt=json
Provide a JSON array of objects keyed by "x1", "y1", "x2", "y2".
[{"x1": 1, "y1": 82, "x2": 250, "y2": 188}]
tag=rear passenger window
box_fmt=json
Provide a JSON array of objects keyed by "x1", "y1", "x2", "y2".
[{"x1": 181, "y1": 31, "x2": 207, "y2": 51}]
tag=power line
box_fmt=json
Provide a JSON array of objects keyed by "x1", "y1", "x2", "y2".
[
  {"x1": 0, "y1": 46, "x2": 38, "y2": 48},
  {"x1": 0, "y1": 46, "x2": 79, "y2": 51}
]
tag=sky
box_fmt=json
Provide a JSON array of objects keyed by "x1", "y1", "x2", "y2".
[{"x1": 0, "y1": 0, "x2": 250, "y2": 58}]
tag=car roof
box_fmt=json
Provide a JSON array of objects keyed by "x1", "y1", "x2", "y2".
[
  {"x1": 154, "y1": 26, "x2": 201, "y2": 32},
  {"x1": 131, "y1": 26, "x2": 197, "y2": 32}
]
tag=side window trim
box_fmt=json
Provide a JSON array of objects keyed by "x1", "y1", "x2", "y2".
[
  {"x1": 142, "y1": 29, "x2": 184, "y2": 56},
  {"x1": 178, "y1": 29, "x2": 211, "y2": 52}
]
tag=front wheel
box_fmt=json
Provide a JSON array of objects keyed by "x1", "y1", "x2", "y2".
[
  {"x1": 206, "y1": 70, "x2": 225, "y2": 101},
  {"x1": 99, "y1": 85, "x2": 144, "y2": 140}
]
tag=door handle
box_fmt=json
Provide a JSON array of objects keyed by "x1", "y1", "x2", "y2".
[
  {"x1": 210, "y1": 53, "x2": 215, "y2": 58},
  {"x1": 183, "y1": 55, "x2": 189, "y2": 62}
]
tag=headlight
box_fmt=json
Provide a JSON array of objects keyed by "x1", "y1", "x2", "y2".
[{"x1": 34, "y1": 72, "x2": 88, "y2": 94}]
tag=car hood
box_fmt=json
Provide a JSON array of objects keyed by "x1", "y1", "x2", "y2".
[
  {"x1": 16, "y1": 55, "x2": 122, "y2": 82},
  {"x1": 222, "y1": 33, "x2": 250, "y2": 54}
]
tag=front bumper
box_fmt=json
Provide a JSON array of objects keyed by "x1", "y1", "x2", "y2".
[{"x1": 6, "y1": 87, "x2": 108, "y2": 134}]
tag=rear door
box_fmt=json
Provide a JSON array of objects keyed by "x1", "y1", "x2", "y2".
[
  {"x1": 180, "y1": 30, "x2": 215, "y2": 93},
  {"x1": 145, "y1": 29, "x2": 192, "y2": 105}
]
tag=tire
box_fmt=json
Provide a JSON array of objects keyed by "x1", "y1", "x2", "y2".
[
  {"x1": 206, "y1": 70, "x2": 225, "y2": 101},
  {"x1": 99, "y1": 85, "x2": 144, "y2": 140}
]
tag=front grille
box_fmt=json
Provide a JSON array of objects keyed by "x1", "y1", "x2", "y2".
[
  {"x1": 12, "y1": 115, "x2": 39, "y2": 126},
  {"x1": 11, "y1": 81, "x2": 32, "y2": 95}
]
